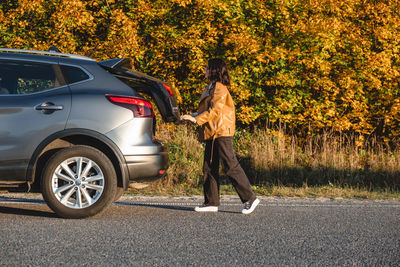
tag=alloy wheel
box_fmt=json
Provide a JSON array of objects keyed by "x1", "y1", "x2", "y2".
[{"x1": 51, "y1": 156, "x2": 105, "y2": 209}]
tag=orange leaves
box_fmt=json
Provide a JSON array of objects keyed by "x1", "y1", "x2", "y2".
[
  {"x1": 95, "y1": 9, "x2": 141, "y2": 60},
  {"x1": 169, "y1": 0, "x2": 193, "y2": 8},
  {"x1": 55, "y1": 0, "x2": 95, "y2": 30},
  {"x1": 237, "y1": 105, "x2": 257, "y2": 124},
  {"x1": 368, "y1": 51, "x2": 394, "y2": 78},
  {"x1": 0, "y1": 0, "x2": 399, "y2": 138}
]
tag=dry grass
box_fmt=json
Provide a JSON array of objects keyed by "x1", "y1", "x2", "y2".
[
  {"x1": 128, "y1": 123, "x2": 400, "y2": 199},
  {"x1": 239, "y1": 128, "x2": 400, "y2": 190}
]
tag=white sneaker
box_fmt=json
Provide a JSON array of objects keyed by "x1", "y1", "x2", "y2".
[
  {"x1": 241, "y1": 198, "x2": 260, "y2": 214},
  {"x1": 194, "y1": 205, "x2": 218, "y2": 212}
]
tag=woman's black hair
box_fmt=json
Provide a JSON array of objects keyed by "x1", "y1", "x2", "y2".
[{"x1": 207, "y1": 58, "x2": 231, "y2": 86}]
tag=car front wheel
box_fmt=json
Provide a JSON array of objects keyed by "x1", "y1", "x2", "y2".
[{"x1": 41, "y1": 145, "x2": 117, "y2": 218}]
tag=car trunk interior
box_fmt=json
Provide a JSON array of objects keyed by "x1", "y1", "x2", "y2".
[{"x1": 98, "y1": 58, "x2": 179, "y2": 123}]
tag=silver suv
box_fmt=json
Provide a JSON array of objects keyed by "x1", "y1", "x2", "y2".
[{"x1": 0, "y1": 48, "x2": 180, "y2": 218}]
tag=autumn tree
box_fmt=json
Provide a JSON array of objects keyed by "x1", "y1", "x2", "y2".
[{"x1": 1, "y1": 0, "x2": 399, "y2": 139}]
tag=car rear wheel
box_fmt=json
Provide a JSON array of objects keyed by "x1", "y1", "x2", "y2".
[{"x1": 41, "y1": 145, "x2": 117, "y2": 219}]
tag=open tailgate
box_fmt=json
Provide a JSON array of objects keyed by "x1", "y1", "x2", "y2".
[{"x1": 98, "y1": 58, "x2": 180, "y2": 123}]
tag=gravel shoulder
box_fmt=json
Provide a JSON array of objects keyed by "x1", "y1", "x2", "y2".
[{"x1": 1, "y1": 192, "x2": 399, "y2": 205}]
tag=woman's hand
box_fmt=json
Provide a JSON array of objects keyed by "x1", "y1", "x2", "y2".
[{"x1": 180, "y1": 114, "x2": 197, "y2": 123}]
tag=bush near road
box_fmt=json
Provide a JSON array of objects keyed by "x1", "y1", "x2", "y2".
[
  {"x1": 127, "y1": 123, "x2": 400, "y2": 199},
  {"x1": 1, "y1": 0, "x2": 399, "y2": 140},
  {"x1": 1, "y1": 0, "x2": 399, "y2": 198}
]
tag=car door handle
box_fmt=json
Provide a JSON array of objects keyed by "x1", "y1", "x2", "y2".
[
  {"x1": 35, "y1": 102, "x2": 63, "y2": 113},
  {"x1": 35, "y1": 104, "x2": 64, "y2": 111}
]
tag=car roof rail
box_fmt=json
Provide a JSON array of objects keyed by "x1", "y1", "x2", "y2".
[{"x1": 0, "y1": 48, "x2": 95, "y2": 61}]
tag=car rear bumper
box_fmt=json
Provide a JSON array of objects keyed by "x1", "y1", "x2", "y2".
[
  {"x1": 105, "y1": 118, "x2": 170, "y2": 182},
  {"x1": 125, "y1": 151, "x2": 169, "y2": 182}
]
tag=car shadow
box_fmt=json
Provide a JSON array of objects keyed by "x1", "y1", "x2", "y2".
[
  {"x1": 0, "y1": 206, "x2": 57, "y2": 218},
  {"x1": 0, "y1": 195, "x2": 57, "y2": 218},
  {"x1": 0, "y1": 195, "x2": 45, "y2": 204},
  {"x1": 0, "y1": 196, "x2": 240, "y2": 217}
]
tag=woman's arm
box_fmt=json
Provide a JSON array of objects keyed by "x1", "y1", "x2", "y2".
[{"x1": 195, "y1": 83, "x2": 227, "y2": 126}]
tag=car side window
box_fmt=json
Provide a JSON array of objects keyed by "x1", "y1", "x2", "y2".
[
  {"x1": 0, "y1": 60, "x2": 63, "y2": 95},
  {"x1": 60, "y1": 65, "x2": 89, "y2": 84}
]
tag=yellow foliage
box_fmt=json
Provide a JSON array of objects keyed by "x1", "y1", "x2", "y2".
[{"x1": 0, "y1": 0, "x2": 399, "y2": 139}]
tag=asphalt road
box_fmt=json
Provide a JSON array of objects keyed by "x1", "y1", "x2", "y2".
[{"x1": 0, "y1": 193, "x2": 399, "y2": 266}]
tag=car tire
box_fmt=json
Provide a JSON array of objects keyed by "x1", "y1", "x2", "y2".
[
  {"x1": 41, "y1": 145, "x2": 117, "y2": 219},
  {"x1": 114, "y1": 186, "x2": 124, "y2": 202}
]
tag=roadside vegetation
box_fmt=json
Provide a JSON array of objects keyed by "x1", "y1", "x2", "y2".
[
  {"x1": 1, "y1": 1, "x2": 399, "y2": 199},
  {"x1": 127, "y1": 122, "x2": 400, "y2": 200},
  {"x1": 1, "y1": 0, "x2": 399, "y2": 141}
]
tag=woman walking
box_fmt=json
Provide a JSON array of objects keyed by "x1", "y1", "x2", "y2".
[{"x1": 181, "y1": 58, "x2": 259, "y2": 214}]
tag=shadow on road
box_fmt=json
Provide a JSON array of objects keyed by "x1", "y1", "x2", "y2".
[
  {"x1": 115, "y1": 201, "x2": 241, "y2": 214},
  {"x1": 0, "y1": 195, "x2": 45, "y2": 204},
  {"x1": 0, "y1": 206, "x2": 57, "y2": 218},
  {"x1": 0, "y1": 195, "x2": 242, "y2": 217},
  {"x1": 116, "y1": 201, "x2": 194, "y2": 212},
  {"x1": 0, "y1": 195, "x2": 57, "y2": 218}
]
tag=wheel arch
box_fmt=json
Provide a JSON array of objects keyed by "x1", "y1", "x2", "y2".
[{"x1": 28, "y1": 129, "x2": 129, "y2": 191}]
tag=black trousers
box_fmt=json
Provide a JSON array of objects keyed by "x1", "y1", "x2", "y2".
[{"x1": 203, "y1": 136, "x2": 256, "y2": 206}]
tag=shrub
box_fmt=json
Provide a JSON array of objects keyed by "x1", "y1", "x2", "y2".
[{"x1": 1, "y1": 0, "x2": 399, "y2": 139}]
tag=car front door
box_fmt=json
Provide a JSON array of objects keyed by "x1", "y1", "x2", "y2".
[{"x1": 0, "y1": 59, "x2": 71, "y2": 182}]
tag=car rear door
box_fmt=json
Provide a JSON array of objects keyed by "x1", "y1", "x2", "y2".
[
  {"x1": 0, "y1": 59, "x2": 71, "y2": 182},
  {"x1": 98, "y1": 58, "x2": 180, "y2": 123}
]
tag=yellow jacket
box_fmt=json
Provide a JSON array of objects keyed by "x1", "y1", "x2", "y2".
[{"x1": 195, "y1": 82, "x2": 236, "y2": 141}]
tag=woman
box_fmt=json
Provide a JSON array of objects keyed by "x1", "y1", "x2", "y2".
[{"x1": 181, "y1": 58, "x2": 259, "y2": 214}]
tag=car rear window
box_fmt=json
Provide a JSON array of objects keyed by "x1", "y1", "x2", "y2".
[
  {"x1": 60, "y1": 65, "x2": 90, "y2": 84},
  {"x1": 0, "y1": 60, "x2": 62, "y2": 95}
]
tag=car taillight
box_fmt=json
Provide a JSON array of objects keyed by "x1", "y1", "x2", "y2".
[
  {"x1": 106, "y1": 95, "x2": 154, "y2": 118},
  {"x1": 162, "y1": 83, "x2": 174, "y2": 97}
]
